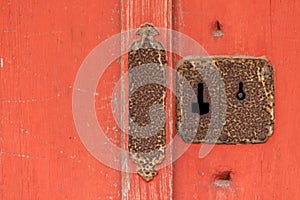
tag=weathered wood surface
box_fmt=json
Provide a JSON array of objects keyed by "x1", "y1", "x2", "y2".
[
  {"x1": 0, "y1": 1, "x2": 122, "y2": 199},
  {"x1": 120, "y1": 0, "x2": 173, "y2": 199},
  {"x1": 1, "y1": 0, "x2": 300, "y2": 199},
  {"x1": 172, "y1": 0, "x2": 300, "y2": 199}
]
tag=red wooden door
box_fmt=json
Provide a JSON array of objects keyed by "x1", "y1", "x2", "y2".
[
  {"x1": 1, "y1": 0, "x2": 300, "y2": 199},
  {"x1": 172, "y1": 1, "x2": 300, "y2": 199}
]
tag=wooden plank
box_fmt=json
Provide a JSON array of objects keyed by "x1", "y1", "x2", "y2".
[
  {"x1": 0, "y1": 1, "x2": 123, "y2": 199},
  {"x1": 120, "y1": 0, "x2": 173, "y2": 199},
  {"x1": 172, "y1": 0, "x2": 300, "y2": 199},
  {"x1": 2, "y1": 0, "x2": 300, "y2": 199}
]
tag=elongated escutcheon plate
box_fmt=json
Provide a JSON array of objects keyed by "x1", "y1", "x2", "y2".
[
  {"x1": 128, "y1": 24, "x2": 166, "y2": 181},
  {"x1": 176, "y1": 57, "x2": 274, "y2": 144}
]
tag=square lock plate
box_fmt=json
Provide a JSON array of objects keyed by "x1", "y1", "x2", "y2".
[{"x1": 176, "y1": 56, "x2": 274, "y2": 144}]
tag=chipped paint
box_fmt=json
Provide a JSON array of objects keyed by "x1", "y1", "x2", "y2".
[
  {"x1": 0, "y1": 95, "x2": 61, "y2": 103},
  {"x1": 1, "y1": 29, "x2": 16, "y2": 33},
  {"x1": 212, "y1": 30, "x2": 224, "y2": 37},
  {"x1": 0, "y1": 151, "x2": 44, "y2": 159},
  {"x1": 213, "y1": 180, "x2": 231, "y2": 188}
]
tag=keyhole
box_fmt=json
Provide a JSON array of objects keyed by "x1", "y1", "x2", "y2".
[
  {"x1": 236, "y1": 82, "x2": 246, "y2": 100},
  {"x1": 192, "y1": 83, "x2": 210, "y2": 115}
]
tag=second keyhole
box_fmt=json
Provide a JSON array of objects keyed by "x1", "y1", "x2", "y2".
[{"x1": 236, "y1": 82, "x2": 246, "y2": 100}]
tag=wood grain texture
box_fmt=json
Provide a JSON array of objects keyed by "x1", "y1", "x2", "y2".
[
  {"x1": 172, "y1": 0, "x2": 300, "y2": 199},
  {"x1": 0, "y1": 0, "x2": 122, "y2": 199},
  {"x1": 120, "y1": 0, "x2": 173, "y2": 199},
  {"x1": 1, "y1": 0, "x2": 300, "y2": 199}
]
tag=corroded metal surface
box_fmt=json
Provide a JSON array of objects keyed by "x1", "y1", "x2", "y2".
[
  {"x1": 128, "y1": 24, "x2": 166, "y2": 181},
  {"x1": 176, "y1": 57, "x2": 274, "y2": 144}
]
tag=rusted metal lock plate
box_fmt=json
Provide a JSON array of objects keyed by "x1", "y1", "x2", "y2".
[
  {"x1": 128, "y1": 24, "x2": 166, "y2": 181},
  {"x1": 176, "y1": 57, "x2": 274, "y2": 144}
]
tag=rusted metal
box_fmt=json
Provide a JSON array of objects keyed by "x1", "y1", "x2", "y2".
[
  {"x1": 128, "y1": 24, "x2": 167, "y2": 181},
  {"x1": 176, "y1": 57, "x2": 274, "y2": 144}
]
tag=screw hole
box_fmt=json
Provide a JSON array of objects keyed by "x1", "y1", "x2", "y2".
[
  {"x1": 215, "y1": 171, "x2": 231, "y2": 181},
  {"x1": 216, "y1": 20, "x2": 221, "y2": 31},
  {"x1": 212, "y1": 20, "x2": 224, "y2": 37}
]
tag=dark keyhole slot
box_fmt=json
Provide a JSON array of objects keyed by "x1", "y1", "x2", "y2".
[
  {"x1": 236, "y1": 82, "x2": 246, "y2": 100},
  {"x1": 192, "y1": 83, "x2": 210, "y2": 115}
]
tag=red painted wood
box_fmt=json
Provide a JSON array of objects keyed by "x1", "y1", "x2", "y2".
[
  {"x1": 1, "y1": 0, "x2": 300, "y2": 199},
  {"x1": 120, "y1": 0, "x2": 173, "y2": 199},
  {"x1": 0, "y1": 1, "x2": 122, "y2": 199},
  {"x1": 172, "y1": 0, "x2": 300, "y2": 199}
]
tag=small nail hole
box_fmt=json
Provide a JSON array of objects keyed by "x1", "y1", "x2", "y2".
[
  {"x1": 215, "y1": 171, "x2": 231, "y2": 181},
  {"x1": 212, "y1": 20, "x2": 224, "y2": 37},
  {"x1": 216, "y1": 20, "x2": 221, "y2": 31}
]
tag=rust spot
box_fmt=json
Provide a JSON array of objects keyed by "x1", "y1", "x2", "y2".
[
  {"x1": 176, "y1": 57, "x2": 274, "y2": 144},
  {"x1": 128, "y1": 23, "x2": 167, "y2": 182}
]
